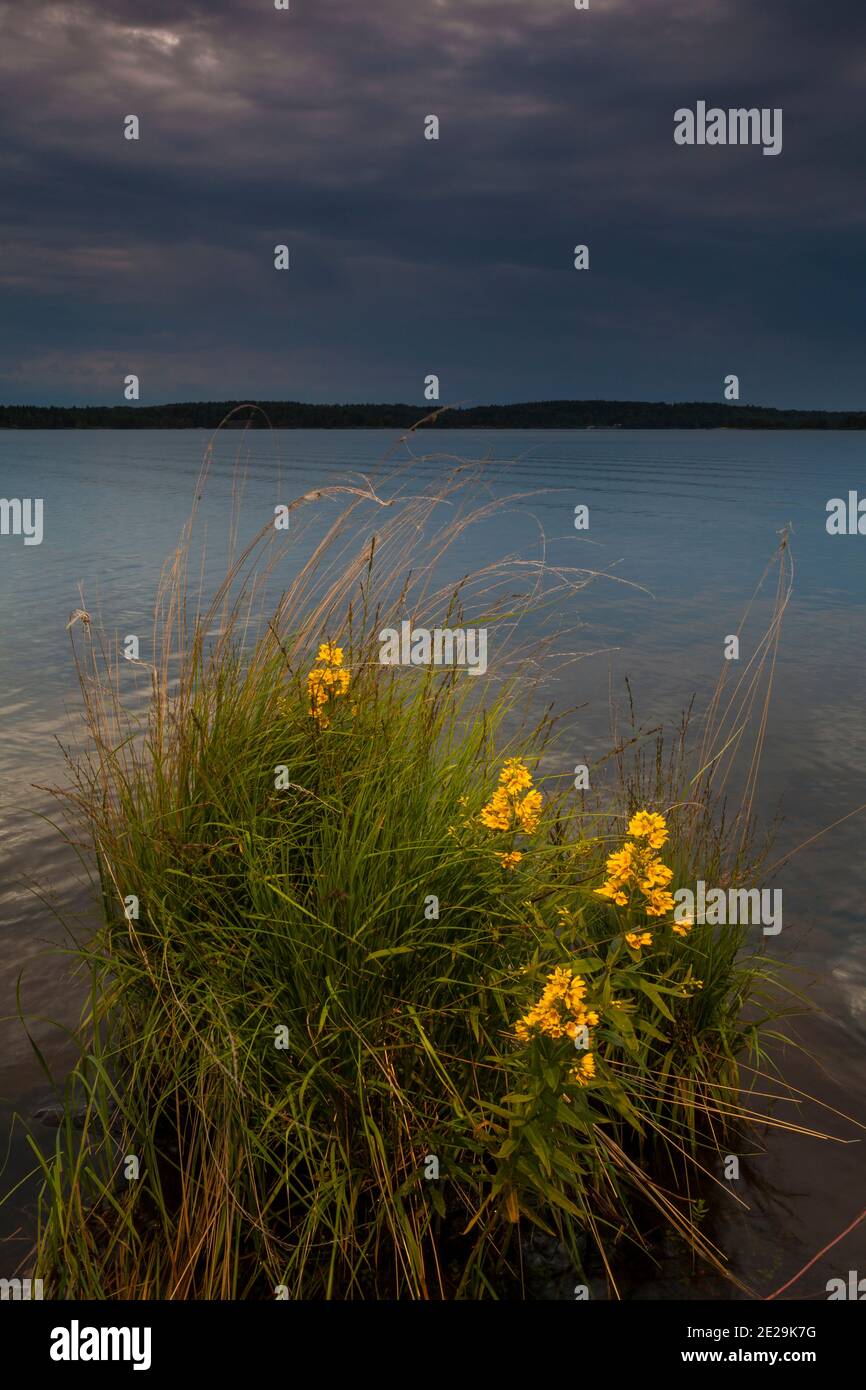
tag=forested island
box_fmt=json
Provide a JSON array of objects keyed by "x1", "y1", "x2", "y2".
[{"x1": 2, "y1": 399, "x2": 866, "y2": 429}]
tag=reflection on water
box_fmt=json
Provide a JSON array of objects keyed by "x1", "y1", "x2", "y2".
[{"x1": 1, "y1": 428, "x2": 865, "y2": 1290}]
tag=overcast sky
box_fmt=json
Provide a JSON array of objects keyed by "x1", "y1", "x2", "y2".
[{"x1": 1, "y1": 0, "x2": 864, "y2": 408}]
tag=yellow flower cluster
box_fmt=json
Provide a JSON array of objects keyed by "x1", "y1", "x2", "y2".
[
  {"x1": 498, "y1": 850, "x2": 523, "y2": 871},
  {"x1": 307, "y1": 641, "x2": 350, "y2": 727},
  {"x1": 570, "y1": 1052, "x2": 596, "y2": 1086},
  {"x1": 479, "y1": 758, "x2": 543, "y2": 835},
  {"x1": 625, "y1": 930, "x2": 653, "y2": 950},
  {"x1": 596, "y1": 810, "x2": 676, "y2": 922},
  {"x1": 626, "y1": 810, "x2": 669, "y2": 849},
  {"x1": 515, "y1": 965, "x2": 599, "y2": 1047}
]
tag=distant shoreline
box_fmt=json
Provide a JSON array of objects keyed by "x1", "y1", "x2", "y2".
[{"x1": 3, "y1": 400, "x2": 866, "y2": 430}]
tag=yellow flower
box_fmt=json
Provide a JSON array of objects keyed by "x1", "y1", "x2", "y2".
[
  {"x1": 596, "y1": 813, "x2": 688, "y2": 961},
  {"x1": 479, "y1": 761, "x2": 542, "y2": 835},
  {"x1": 515, "y1": 965, "x2": 599, "y2": 1044},
  {"x1": 605, "y1": 843, "x2": 638, "y2": 880},
  {"x1": 639, "y1": 857, "x2": 673, "y2": 891},
  {"x1": 316, "y1": 641, "x2": 344, "y2": 667},
  {"x1": 479, "y1": 787, "x2": 512, "y2": 831},
  {"x1": 625, "y1": 930, "x2": 653, "y2": 951},
  {"x1": 645, "y1": 889, "x2": 675, "y2": 918},
  {"x1": 499, "y1": 757, "x2": 533, "y2": 793},
  {"x1": 627, "y1": 810, "x2": 669, "y2": 849},
  {"x1": 307, "y1": 641, "x2": 351, "y2": 724},
  {"x1": 515, "y1": 789, "x2": 542, "y2": 834},
  {"x1": 595, "y1": 881, "x2": 621, "y2": 901},
  {"x1": 564, "y1": 976, "x2": 587, "y2": 1012},
  {"x1": 571, "y1": 1052, "x2": 595, "y2": 1085},
  {"x1": 672, "y1": 915, "x2": 694, "y2": 938},
  {"x1": 498, "y1": 850, "x2": 522, "y2": 870},
  {"x1": 595, "y1": 878, "x2": 630, "y2": 905}
]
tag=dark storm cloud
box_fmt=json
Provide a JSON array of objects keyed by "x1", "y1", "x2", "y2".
[{"x1": 1, "y1": 0, "x2": 865, "y2": 406}]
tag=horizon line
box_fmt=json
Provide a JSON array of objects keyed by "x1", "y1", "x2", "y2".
[{"x1": 3, "y1": 396, "x2": 866, "y2": 416}]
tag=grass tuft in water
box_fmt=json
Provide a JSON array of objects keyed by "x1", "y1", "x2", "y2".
[{"x1": 24, "y1": 445, "x2": 832, "y2": 1298}]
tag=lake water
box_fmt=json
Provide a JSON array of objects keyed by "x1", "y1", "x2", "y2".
[{"x1": 1, "y1": 428, "x2": 865, "y2": 1296}]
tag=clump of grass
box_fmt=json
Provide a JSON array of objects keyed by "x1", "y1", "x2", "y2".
[{"x1": 25, "y1": 439, "x2": 830, "y2": 1298}]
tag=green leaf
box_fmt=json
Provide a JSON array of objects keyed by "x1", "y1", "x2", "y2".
[
  {"x1": 568, "y1": 955, "x2": 604, "y2": 974},
  {"x1": 635, "y1": 1017, "x2": 669, "y2": 1043},
  {"x1": 521, "y1": 1121, "x2": 552, "y2": 1177},
  {"x1": 607, "y1": 1009, "x2": 641, "y2": 1055},
  {"x1": 636, "y1": 978, "x2": 676, "y2": 1021},
  {"x1": 526, "y1": 1171, "x2": 585, "y2": 1219},
  {"x1": 599, "y1": 1081, "x2": 645, "y2": 1134},
  {"x1": 428, "y1": 1184, "x2": 446, "y2": 1218},
  {"x1": 365, "y1": 945, "x2": 415, "y2": 961}
]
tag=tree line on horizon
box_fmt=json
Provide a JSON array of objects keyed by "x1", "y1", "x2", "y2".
[{"x1": 1, "y1": 399, "x2": 865, "y2": 429}]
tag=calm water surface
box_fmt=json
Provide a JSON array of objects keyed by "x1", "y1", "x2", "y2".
[{"x1": 1, "y1": 429, "x2": 864, "y2": 1295}]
